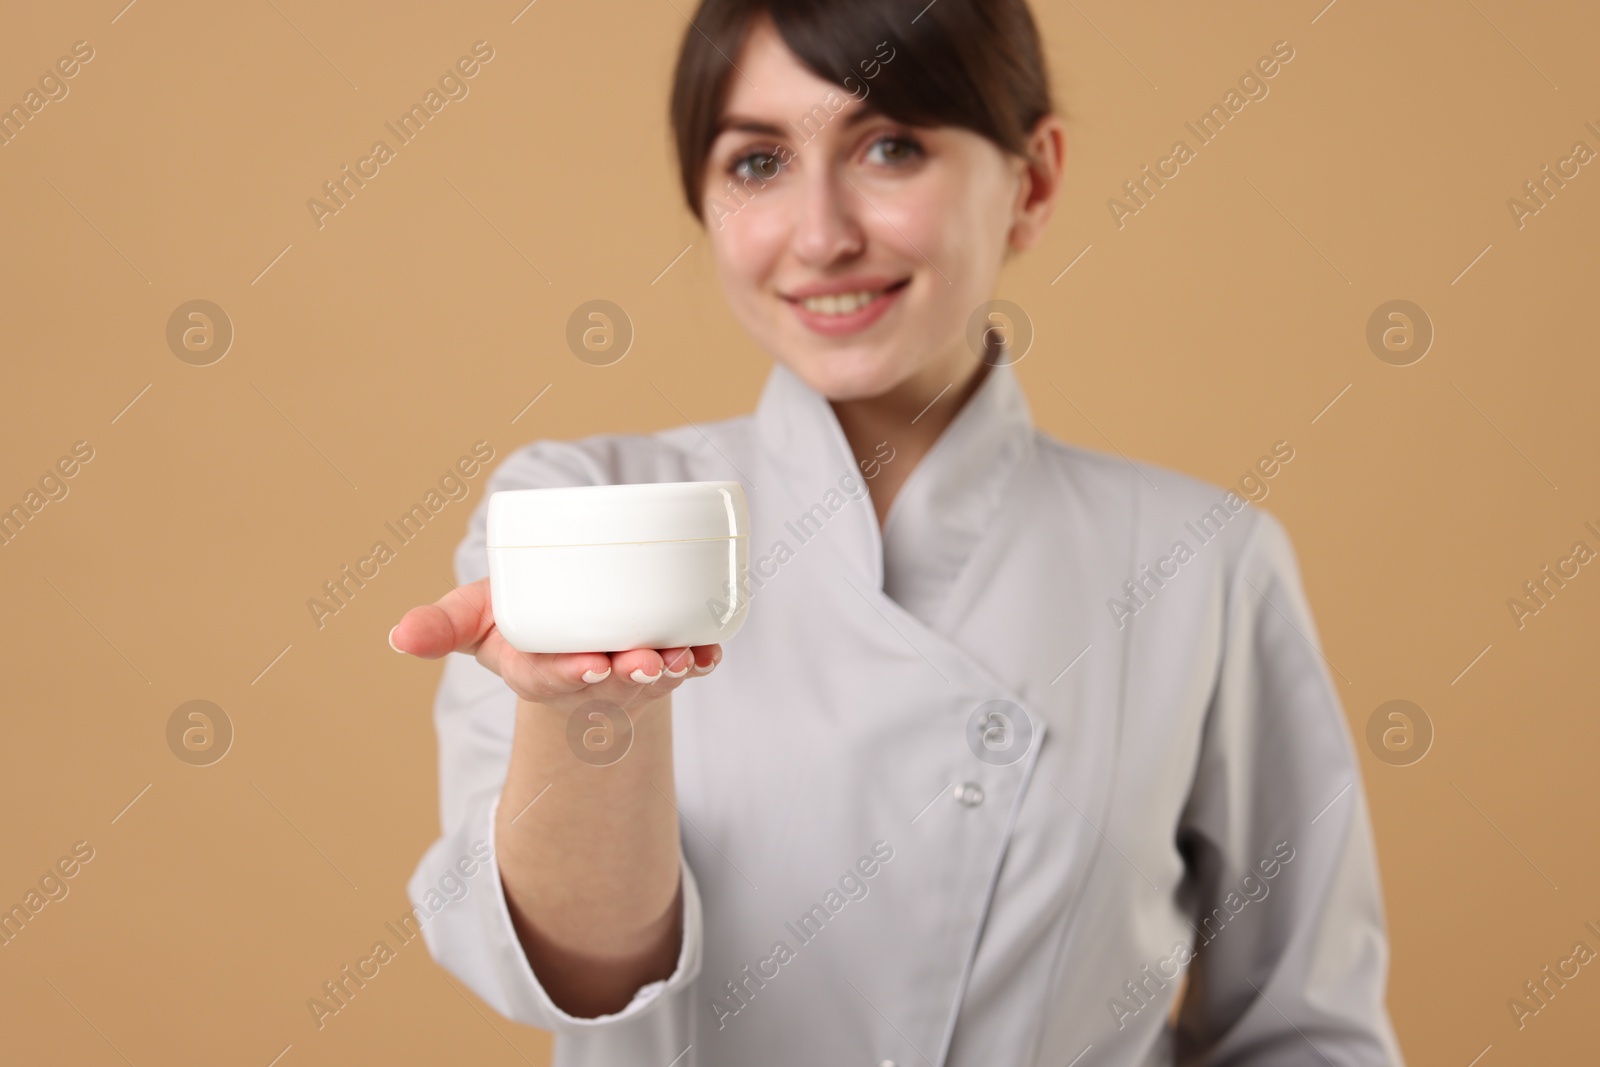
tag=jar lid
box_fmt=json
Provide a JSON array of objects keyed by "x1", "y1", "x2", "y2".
[{"x1": 486, "y1": 480, "x2": 749, "y2": 548}]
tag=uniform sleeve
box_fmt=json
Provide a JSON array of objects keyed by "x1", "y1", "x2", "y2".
[
  {"x1": 1172, "y1": 509, "x2": 1405, "y2": 1066},
  {"x1": 405, "y1": 440, "x2": 705, "y2": 1033}
]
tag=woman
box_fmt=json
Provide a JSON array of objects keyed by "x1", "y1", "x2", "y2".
[{"x1": 391, "y1": 1, "x2": 1403, "y2": 1063}]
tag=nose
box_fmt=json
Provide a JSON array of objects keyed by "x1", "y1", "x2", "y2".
[{"x1": 790, "y1": 162, "x2": 864, "y2": 266}]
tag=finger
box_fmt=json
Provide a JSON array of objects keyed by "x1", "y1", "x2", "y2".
[
  {"x1": 689, "y1": 644, "x2": 722, "y2": 673},
  {"x1": 657, "y1": 647, "x2": 694, "y2": 679},
  {"x1": 390, "y1": 578, "x2": 494, "y2": 659},
  {"x1": 609, "y1": 648, "x2": 667, "y2": 685}
]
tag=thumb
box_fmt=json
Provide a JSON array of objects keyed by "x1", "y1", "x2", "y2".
[{"x1": 390, "y1": 578, "x2": 495, "y2": 659}]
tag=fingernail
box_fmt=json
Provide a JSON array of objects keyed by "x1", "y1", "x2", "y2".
[
  {"x1": 692, "y1": 659, "x2": 716, "y2": 674},
  {"x1": 388, "y1": 625, "x2": 405, "y2": 654},
  {"x1": 630, "y1": 667, "x2": 663, "y2": 684},
  {"x1": 663, "y1": 653, "x2": 691, "y2": 678},
  {"x1": 581, "y1": 667, "x2": 612, "y2": 684}
]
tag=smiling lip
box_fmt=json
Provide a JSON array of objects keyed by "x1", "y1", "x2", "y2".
[{"x1": 782, "y1": 277, "x2": 910, "y2": 336}]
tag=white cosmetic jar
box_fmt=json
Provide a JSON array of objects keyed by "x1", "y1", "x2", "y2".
[{"x1": 486, "y1": 480, "x2": 750, "y2": 653}]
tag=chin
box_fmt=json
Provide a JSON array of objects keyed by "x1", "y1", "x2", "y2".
[{"x1": 781, "y1": 349, "x2": 910, "y2": 402}]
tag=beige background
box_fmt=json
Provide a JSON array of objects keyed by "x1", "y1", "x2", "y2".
[{"x1": 2, "y1": 1, "x2": 1596, "y2": 1063}]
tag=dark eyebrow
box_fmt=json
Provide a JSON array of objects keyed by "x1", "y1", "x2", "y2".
[{"x1": 713, "y1": 101, "x2": 883, "y2": 140}]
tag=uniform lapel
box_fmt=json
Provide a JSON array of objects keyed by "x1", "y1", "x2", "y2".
[
  {"x1": 674, "y1": 362, "x2": 1099, "y2": 1066},
  {"x1": 747, "y1": 359, "x2": 885, "y2": 593},
  {"x1": 879, "y1": 360, "x2": 1037, "y2": 632}
]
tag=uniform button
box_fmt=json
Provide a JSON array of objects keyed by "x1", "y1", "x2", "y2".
[{"x1": 954, "y1": 781, "x2": 985, "y2": 807}]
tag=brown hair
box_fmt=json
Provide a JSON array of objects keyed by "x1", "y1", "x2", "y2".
[{"x1": 669, "y1": 0, "x2": 1054, "y2": 223}]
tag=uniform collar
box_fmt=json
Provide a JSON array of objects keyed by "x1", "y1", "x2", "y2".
[{"x1": 752, "y1": 358, "x2": 1036, "y2": 628}]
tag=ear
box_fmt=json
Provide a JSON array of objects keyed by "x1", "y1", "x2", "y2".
[{"x1": 1007, "y1": 114, "x2": 1068, "y2": 254}]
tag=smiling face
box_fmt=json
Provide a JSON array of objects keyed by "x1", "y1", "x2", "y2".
[{"x1": 701, "y1": 17, "x2": 1060, "y2": 404}]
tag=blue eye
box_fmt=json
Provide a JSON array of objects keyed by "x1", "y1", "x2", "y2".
[{"x1": 731, "y1": 150, "x2": 784, "y2": 182}]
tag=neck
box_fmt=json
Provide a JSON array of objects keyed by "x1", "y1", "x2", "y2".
[{"x1": 830, "y1": 355, "x2": 992, "y2": 532}]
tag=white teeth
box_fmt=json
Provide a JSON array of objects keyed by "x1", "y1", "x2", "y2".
[{"x1": 800, "y1": 290, "x2": 881, "y2": 315}]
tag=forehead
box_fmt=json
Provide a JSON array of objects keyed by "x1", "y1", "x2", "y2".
[{"x1": 718, "y1": 17, "x2": 865, "y2": 127}]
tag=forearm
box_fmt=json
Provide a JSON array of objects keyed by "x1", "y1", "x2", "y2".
[{"x1": 494, "y1": 693, "x2": 684, "y2": 1018}]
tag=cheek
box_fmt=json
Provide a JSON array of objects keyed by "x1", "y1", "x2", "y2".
[
  {"x1": 710, "y1": 206, "x2": 792, "y2": 299},
  {"x1": 885, "y1": 175, "x2": 1000, "y2": 332},
  {"x1": 870, "y1": 177, "x2": 948, "y2": 258},
  {"x1": 962, "y1": 165, "x2": 1022, "y2": 268},
  {"x1": 707, "y1": 216, "x2": 789, "y2": 345},
  {"x1": 930, "y1": 162, "x2": 1006, "y2": 261}
]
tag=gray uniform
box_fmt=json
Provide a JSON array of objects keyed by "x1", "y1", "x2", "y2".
[{"x1": 408, "y1": 359, "x2": 1404, "y2": 1066}]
